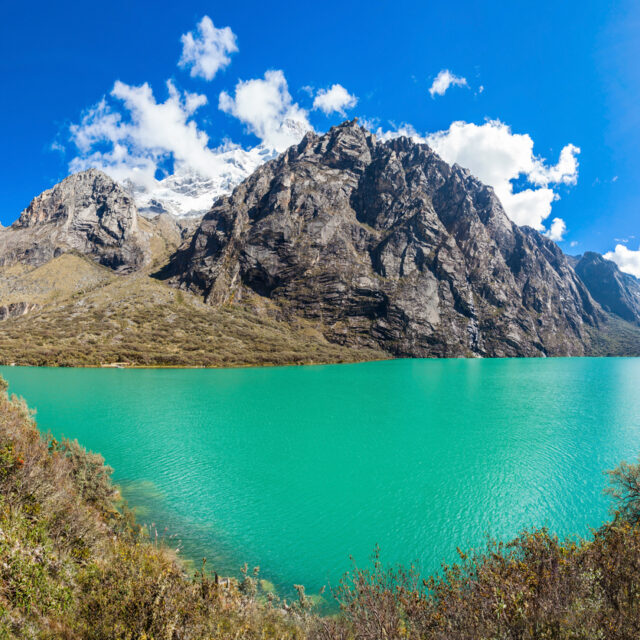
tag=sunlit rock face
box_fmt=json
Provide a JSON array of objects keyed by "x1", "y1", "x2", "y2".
[
  {"x1": 1, "y1": 169, "x2": 148, "y2": 273},
  {"x1": 166, "y1": 120, "x2": 602, "y2": 358}
]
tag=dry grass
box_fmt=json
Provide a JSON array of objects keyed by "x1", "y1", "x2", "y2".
[
  {"x1": 0, "y1": 255, "x2": 387, "y2": 367},
  {"x1": 0, "y1": 254, "x2": 113, "y2": 307}
]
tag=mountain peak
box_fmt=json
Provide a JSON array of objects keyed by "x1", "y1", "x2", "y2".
[
  {"x1": 575, "y1": 251, "x2": 640, "y2": 324},
  {"x1": 165, "y1": 119, "x2": 600, "y2": 357},
  {"x1": 15, "y1": 169, "x2": 134, "y2": 229},
  {"x1": 1, "y1": 170, "x2": 148, "y2": 272}
]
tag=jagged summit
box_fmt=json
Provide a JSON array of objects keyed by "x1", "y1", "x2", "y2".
[
  {"x1": 14, "y1": 169, "x2": 124, "y2": 228},
  {"x1": 164, "y1": 120, "x2": 601, "y2": 358},
  {"x1": 574, "y1": 251, "x2": 640, "y2": 324},
  {"x1": 1, "y1": 169, "x2": 148, "y2": 273}
]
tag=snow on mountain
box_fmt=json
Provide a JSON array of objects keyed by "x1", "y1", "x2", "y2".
[{"x1": 127, "y1": 144, "x2": 278, "y2": 218}]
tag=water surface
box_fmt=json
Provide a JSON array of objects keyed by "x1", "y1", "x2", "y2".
[{"x1": 2, "y1": 358, "x2": 639, "y2": 598}]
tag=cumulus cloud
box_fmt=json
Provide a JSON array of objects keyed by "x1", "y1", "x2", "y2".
[
  {"x1": 604, "y1": 245, "x2": 640, "y2": 278},
  {"x1": 178, "y1": 16, "x2": 238, "y2": 81},
  {"x1": 69, "y1": 80, "x2": 245, "y2": 189},
  {"x1": 424, "y1": 120, "x2": 580, "y2": 231},
  {"x1": 373, "y1": 122, "x2": 427, "y2": 143},
  {"x1": 429, "y1": 70, "x2": 468, "y2": 97},
  {"x1": 544, "y1": 217, "x2": 567, "y2": 241},
  {"x1": 312, "y1": 84, "x2": 358, "y2": 116},
  {"x1": 219, "y1": 70, "x2": 312, "y2": 151},
  {"x1": 68, "y1": 69, "x2": 314, "y2": 192}
]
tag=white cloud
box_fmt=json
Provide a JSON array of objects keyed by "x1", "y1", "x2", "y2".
[
  {"x1": 67, "y1": 79, "x2": 278, "y2": 208},
  {"x1": 67, "y1": 72, "x2": 311, "y2": 215},
  {"x1": 604, "y1": 245, "x2": 640, "y2": 278},
  {"x1": 374, "y1": 122, "x2": 427, "y2": 143},
  {"x1": 429, "y1": 70, "x2": 468, "y2": 97},
  {"x1": 178, "y1": 16, "x2": 237, "y2": 81},
  {"x1": 570, "y1": 241, "x2": 579, "y2": 248},
  {"x1": 219, "y1": 70, "x2": 312, "y2": 151},
  {"x1": 424, "y1": 120, "x2": 580, "y2": 231},
  {"x1": 372, "y1": 119, "x2": 579, "y2": 233},
  {"x1": 544, "y1": 217, "x2": 567, "y2": 241},
  {"x1": 69, "y1": 80, "x2": 223, "y2": 187},
  {"x1": 312, "y1": 84, "x2": 358, "y2": 116}
]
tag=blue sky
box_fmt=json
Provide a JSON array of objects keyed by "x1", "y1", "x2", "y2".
[{"x1": 1, "y1": 0, "x2": 639, "y2": 270}]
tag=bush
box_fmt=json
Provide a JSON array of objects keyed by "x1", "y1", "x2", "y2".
[{"x1": 3, "y1": 374, "x2": 640, "y2": 639}]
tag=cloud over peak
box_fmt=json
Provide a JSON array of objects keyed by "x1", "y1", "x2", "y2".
[
  {"x1": 69, "y1": 80, "x2": 227, "y2": 188},
  {"x1": 604, "y1": 245, "x2": 640, "y2": 279},
  {"x1": 312, "y1": 84, "x2": 358, "y2": 116},
  {"x1": 429, "y1": 70, "x2": 468, "y2": 97},
  {"x1": 425, "y1": 120, "x2": 579, "y2": 234},
  {"x1": 179, "y1": 16, "x2": 238, "y2": 81},
  {"x1": 544, "y1": 217, "x2": 567, "y2": 241},
  {"x1": 219, "y1": 70, "x2": 312, "y2": 151}
]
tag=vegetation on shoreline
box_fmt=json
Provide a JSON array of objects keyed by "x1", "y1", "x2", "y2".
[
  {"x1": 0, "y1": 377, "x2": 316, "y2": 638},
  {"x1": 0, "y1": 255, "x2": 386, "y2": 368},
  {"x1": 3, "y1": 377, "x2": 640, "y2": 638}
]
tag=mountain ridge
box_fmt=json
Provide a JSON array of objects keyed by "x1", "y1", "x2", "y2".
[
  {"x1": 163, "y1": 120, "x2": 608, "y2": 357},
  {"x1": 1, "y1": 119, "x2": 639, "y2": 364}
]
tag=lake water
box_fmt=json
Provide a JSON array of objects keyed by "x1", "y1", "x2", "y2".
[{"x1": 2, "y1": 358, "x2": 640, "y2": 601}]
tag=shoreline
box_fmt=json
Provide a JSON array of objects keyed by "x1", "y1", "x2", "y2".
[{"x1": 2, "y1": 353, "x2": 640, "y2": 372}]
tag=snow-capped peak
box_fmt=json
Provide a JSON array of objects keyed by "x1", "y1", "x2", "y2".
[{"x1": 127, "y1": 144, "x2": 278, "y2": 218}]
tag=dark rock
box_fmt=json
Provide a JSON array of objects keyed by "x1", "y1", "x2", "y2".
[
  {"x1": 0, "y1": 301, "x2": 39, "y2": 321},
  {"x1": 574, "y1": 252, "x2": 640, "y2": 324},
  {"x1": 0, "y1": 169, "x2": 149, "y2": 273},
  {"x1": 165, "y1": 120, "x2": 602, "y2": 357}
]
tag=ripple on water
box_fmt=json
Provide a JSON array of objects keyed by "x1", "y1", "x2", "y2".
[{"x1": 1, "y1": 358, "x2": 640, "y2": 598}]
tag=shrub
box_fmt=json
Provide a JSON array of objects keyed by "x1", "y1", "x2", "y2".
[{"x1": 4, "y1": 375, "x2": 640, "y2": 639}]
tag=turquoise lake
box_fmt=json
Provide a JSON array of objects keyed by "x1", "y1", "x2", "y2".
[{"x1": 2, "y1": 358, "x2": 640, "y2": 600}]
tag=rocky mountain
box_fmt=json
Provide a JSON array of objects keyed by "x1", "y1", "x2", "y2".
[
  {"x1": 0, "y1": 164, "x2": 382, "y2": 367},
  {"x1": 0, "y1": 169, "x2": 149, "y2": 273},
  {"x1": 164, "y1": 119, "x2": 604, "y2": 358},
  {"x1": 2, "y1": 119, "x2": 639, "y2": 365},
  {"x1": 574, "y1": 251, "x2": 640, "y2": 324}
]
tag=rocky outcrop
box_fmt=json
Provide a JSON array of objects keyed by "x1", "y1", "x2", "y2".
[
  {"x1": 0, "y1": 301, "x2": 39, "y2": 322},
  {"x1": 574, "y1": 252, "x2": 640, "y2": 325},
  {"x1": 0, "y1": 169, "x2": 149, "y2": 273},
  {"x1": 165, "y1": 120, "x2": 602, "y2": 357}
]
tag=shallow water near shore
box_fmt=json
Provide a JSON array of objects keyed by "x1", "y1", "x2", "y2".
[{"x1": 2, "y1": 358, "x2": 640, "y2": 600}]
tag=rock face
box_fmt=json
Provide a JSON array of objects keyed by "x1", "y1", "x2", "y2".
[
  {"x1": 166, "y1": 120, "x2": 602, "y2": 357},
  {"x1": 0, "y1": 301, "x2": 39, "y2": 322},
  {"x1": 0, "y1": 169, "x2": 149, "y2": 273},
  {"x1": 574, "y1": 252, "x2": 640, "y2": 324}
]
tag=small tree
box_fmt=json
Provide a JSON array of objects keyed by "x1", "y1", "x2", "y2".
[{"x1": 607, "y1": 457, "x2": 640, "y2": 524}]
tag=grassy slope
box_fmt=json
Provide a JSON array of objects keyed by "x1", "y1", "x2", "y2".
[
  {"x1": 0, "y1": 254, "x2": 387, "y2": 367},
  {"x1": 0, "y1": 254, "x2": 113, "y2": 307}
]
